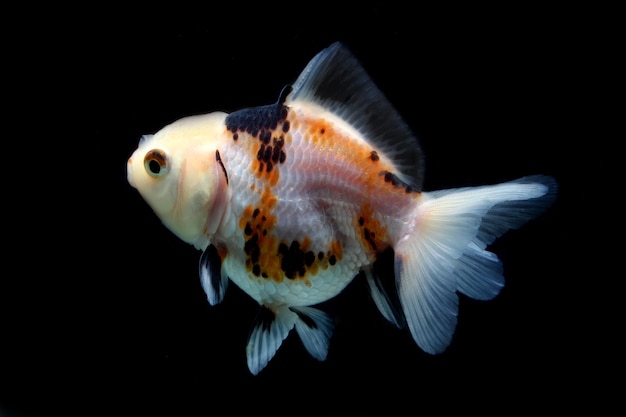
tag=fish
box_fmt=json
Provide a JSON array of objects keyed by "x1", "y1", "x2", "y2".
[{"x1": 126, "y1": 41, "x2": 558, "y2": 375}]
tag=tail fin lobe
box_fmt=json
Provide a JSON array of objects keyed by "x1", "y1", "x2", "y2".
[{"x1": 394, "y1": 175, "x2": 557, "y2": 354}]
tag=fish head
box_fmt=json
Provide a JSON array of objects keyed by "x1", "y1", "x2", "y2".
[{"x1": 127, "y1": 111, "x2": 230, "y2": 249}]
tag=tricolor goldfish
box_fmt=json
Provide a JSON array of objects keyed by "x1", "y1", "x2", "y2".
[{"x1": 127, "y1": 42, "x2": 557, "y2": 374}]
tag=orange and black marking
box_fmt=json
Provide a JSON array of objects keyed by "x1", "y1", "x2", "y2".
[
  {"x1": 288, "y1": 109, "x2": 417, "y2": 197},
  {"x1": 227, "y1": 86, "x2": 348, "y2": 285},
  {"x1": 356, "y1": 203, "x2": 390, "y2": 256},
  {"x1": 225, "y1": 86, "x2": 291, "y2": 186},
  {"x1": 238, "y1": 196, "x2": 344, "y2": 285},
  {"x1": 379, "y1": 170, "x2": 415, "y2": 193}
]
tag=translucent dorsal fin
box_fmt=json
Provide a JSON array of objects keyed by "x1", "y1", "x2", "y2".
[{"x1": 287, "y1": 42, "x2": 424, "y2": 190}]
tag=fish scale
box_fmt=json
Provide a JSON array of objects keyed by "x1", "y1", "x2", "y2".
[
  {"x1": 218, "y1": 104, "x2": 389, "y2": 307},
  {"x1": 127, "y1": 42, "x2": 558, "y2": 374}
]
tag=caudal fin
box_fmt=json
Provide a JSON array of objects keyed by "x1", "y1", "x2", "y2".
[{"x1": 394, "y1": 175, "x2": 558, "y2": 354}]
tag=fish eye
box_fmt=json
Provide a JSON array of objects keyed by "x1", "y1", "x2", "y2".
[{"x1": 144, "y1": 149, "x2": 168, "y2": 177}]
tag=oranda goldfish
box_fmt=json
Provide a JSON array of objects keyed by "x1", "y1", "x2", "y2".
[{"x1": 127, "y1": 42, "x2": 558, "y2": 374}]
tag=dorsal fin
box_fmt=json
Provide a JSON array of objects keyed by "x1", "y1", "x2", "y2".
[{"x1": 287, "y1": 42, "x2": 424, "y2": 191}]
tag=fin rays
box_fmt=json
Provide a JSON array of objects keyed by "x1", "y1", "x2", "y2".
[
  {"x1": 395, "y1": 175, "x2": 558, "y2": 354},
  {"x1": 199, "y1": 244, "x2": 228, "y2": 305},
  {"x1": 288, "y1": 41, "x2": 425, "y2": 190},
  {"x1": 246, "y1": 305, "x2": 334, "y2": 375}
]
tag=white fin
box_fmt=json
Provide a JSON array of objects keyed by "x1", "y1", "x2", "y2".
[
  {"x1": 453, "y1": 241, "x2": 504, "y2": 300},
  {"x1": 198, "y1": 244, "x2": 228, "y2": 306},
  {"x1": 395, "y1": 175, "x2": 558, "y2": 354},
  {"x1": 363, "y1": 268, "x2": 404, "y2": 328},
  {"x1": 246, "y1": 306, "x2": 298, "y2": 375},
  {"x1": 291, "y1": 306, "x2": 335, "y2": 361}
]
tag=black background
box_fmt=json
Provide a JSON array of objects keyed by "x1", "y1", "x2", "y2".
[{"x1": 2, "y1": 4, "x2": 610, "y2": 416}]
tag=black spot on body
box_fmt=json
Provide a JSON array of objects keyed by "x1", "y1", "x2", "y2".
[
  {"x1": 329, "y1": 255, "x2": 336, "y2": 265},
  {"x1": 358, "y1": 217, "x2": 364, "y2": 226},
  {"x1": 252, "y1": 208, "x2": 260, "y2": 218},
  {"x1": 260, "y1": 130, "x2": 272, "y2": 144},
  {"x1": 272, "y1": 146, "x2": 281, "y2": 163},
  {"x1": 364, "y1": 227, "x2": 377, "y2": 251},
  {"x1": 226, "y1": 95, "x2": 289, "y2": 173},
  {"x1": 383, "y1": 171, "x2": 397, "y2": 185},
  {"x1": 225, "y1": 101, "x2": 289, "y2": 138},
  {"x1": 305, "y1": 251, "x2": 315, "y2": 267},
  {"x1": 380, "y1": 170, "x2": 415, "y2": 193},
  {"x1": 244, "y1": 234, "x2": 260, "y2": 265},
  {"x1": 280, "y1": 240, "x2": 310, "y2": 279},
  {"x1": 370, "y1": 150, "x2": 379, "y2": 161}
]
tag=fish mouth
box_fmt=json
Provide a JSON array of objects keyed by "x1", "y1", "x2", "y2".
[{"x1": 126, "y1": 157, "x2": 136, "y2": 188}]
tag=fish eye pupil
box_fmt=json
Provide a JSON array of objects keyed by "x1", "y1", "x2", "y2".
[{"x1": 148, "y1": 159, "x2": 161, "y2": 174}]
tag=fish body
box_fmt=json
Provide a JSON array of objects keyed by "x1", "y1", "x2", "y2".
[{"x1": 127, "y1": 42, "x2": 558, "y2": 374}]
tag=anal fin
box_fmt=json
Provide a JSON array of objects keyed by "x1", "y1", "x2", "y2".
[{"x1": 363, "y1": 267, "x2": 405, "y2": 329}]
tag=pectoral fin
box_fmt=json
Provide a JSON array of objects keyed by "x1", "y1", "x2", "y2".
[{"x1": 199, "y1": 244, "x2": 228, "y2": 306}]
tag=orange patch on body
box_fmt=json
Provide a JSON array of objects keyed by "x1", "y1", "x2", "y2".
[
  {"x1": 239, "y1": 191, "x2": 345, "y2": 284},
  {"x1": 295, "y1": 112, "x2": 402, "y2": 196},
  {"x1": 355, "y1": 203, "x2": 389, "y2": 257},
  {"x1": 293, "y1": 110, "x2": 423, "y2": 202},
  {"x1": 236, "y1": 122, "x2": 289, "y2": 187},
  {"x1": 260, "y1": 188, "x2": 278, "y2": 210},
  {"x1": 330, "y1": 240, "x2": 343, "y2": 261}
]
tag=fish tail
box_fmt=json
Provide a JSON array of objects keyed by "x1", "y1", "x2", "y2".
[
  {"x1": 393, "y1": 175, "x2": 558, "y2": 354},
  {"x1": 246, "y1": 305, "x2": 334, "y2": 375}
]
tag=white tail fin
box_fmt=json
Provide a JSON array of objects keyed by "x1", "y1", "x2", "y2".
[{"x1": 394, "y1": 175, "x2": 558, "y2": 354}]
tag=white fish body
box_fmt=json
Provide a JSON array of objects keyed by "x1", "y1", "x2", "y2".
[{"x1": 127, "y1": 42, "x2": 558, "y2": 374}]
